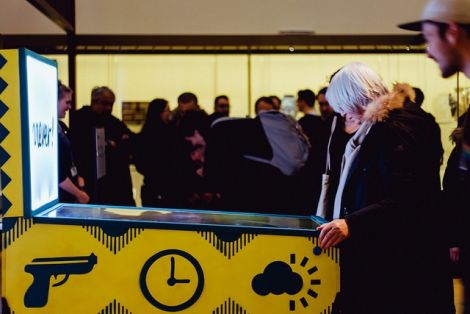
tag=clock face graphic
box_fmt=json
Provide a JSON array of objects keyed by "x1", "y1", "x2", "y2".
[{"x1": 140, "y1": 249, "x2": 204, "y2": 312}]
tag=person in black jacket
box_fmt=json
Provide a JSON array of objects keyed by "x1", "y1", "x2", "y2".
[
  {"x1": 135, "y1": 98, "x2": 176, "y2": 207},
  {"x1": 297, "y1": 89, "x2": 323, "y2": 145},
  {"x1": 405, "y1": 87, "x2": 445, "y2": 166},
  {"x1": 57, "y1": 82, "x2": 89, "y2": 204},
  {"x1": 298, "y1": 88, "x2": 337, "y2": 212},
  {"x1": 444, "y1": 109, "x2": 469, "y2": 313},
  {"x1": 175, "y1": 109, "x2": 210, "y2": 208},
  {"x1": 69, "y1": 86, "x2": 135, "y2": 206},
  {"x1": 317, "y1": 63, "x2": 454, "y2": 314}
]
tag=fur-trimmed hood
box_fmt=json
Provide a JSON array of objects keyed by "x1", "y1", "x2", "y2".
[{"x1": 362, "y1": 83, "x2": 415, "y2": 123}]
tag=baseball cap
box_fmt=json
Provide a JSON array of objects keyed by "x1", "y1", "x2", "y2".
[{"x1": 398, "y1": 0, "x2": 470, "y2": 30}]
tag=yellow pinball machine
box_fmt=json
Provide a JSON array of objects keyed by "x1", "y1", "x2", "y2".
[{"x1": 0, "y1": 48, "x2": 339, "y2": 314}]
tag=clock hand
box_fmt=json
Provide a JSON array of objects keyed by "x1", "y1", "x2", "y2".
[
  {"x1": 168, "y1": 277, "x2": 190, "y2": 286},
  {"x1": 170, "y1": 256, "x2": 175, "y2": 279},
  {"x1": 167, "y1": 257, "x2": 176, "y2": 286},
  {"x1": 167, "y1": 257, "x2": 191, "y2": 286}
]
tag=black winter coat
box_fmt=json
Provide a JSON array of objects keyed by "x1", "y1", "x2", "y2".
[
  {"x1": 327, "y1": 105, "x2": 453, "y2": 313},
  {"x1": 69, "y1": 106, "x2": 135, "y2": 206}
]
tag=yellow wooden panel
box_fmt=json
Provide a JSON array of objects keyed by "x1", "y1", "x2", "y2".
[{"x1": 3, "y1": 220, "x2": 339, "y2": 313}]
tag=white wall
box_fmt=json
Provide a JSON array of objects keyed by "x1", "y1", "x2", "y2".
[{"x1": 74, "y1": 55, "x2": 249, "y2": 121}]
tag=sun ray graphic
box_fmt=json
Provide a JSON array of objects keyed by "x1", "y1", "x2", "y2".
[{"x1": 288, "y1": 254, "x2": 321, "y2": 311}]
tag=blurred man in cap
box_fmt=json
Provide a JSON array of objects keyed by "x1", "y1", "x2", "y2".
[
  {"x1": 400, "y1": 1, "x2": 470, "y2": 313},
  {"x1": 398, "y1": 0, "x2": 470, "y2": 78}
]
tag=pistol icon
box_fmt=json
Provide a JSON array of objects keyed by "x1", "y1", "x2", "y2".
[{"x1": 24, "y1": 253, "x2": 97, "y2": 308}]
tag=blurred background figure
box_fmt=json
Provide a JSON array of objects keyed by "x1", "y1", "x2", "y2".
[
  {"x1": 297, "y1": 89, "x2": 322, "y2": 147},
  {"x1": 317, "y1": 87, "x2": 335, "y2": 121},
  {"x1": 175, "y1": 109, "x2": 210, "y2": 208},
  {"x1": 412, "y1": 87, "x2": 425, "y2": 107},
  {"x1": 269, "y1": 95, "x2": 282, "y2": 111},
  {"x1": 205, "y1": 107, "x2": 311, "y2": 214},
  {"x1": 405, "y1": 86, "x2": 444, "y2": 164},
  {"x1": 297, "y1": 89, "x2": 317, "y2": 116},
  {"x1": 171, "y1": 92, "x2": 200, "y2": 125},
  {"x1": 134, "y1": 98, "x2": 177, "y2": 208},
  {"x1": 296, "y1": 88, "x2": 331, "y2": 213},
  {"x1": 70, "y1": 86, "x2": 135, "y2": 206},
  {"x1": 57, "y1": 81, "x2": 90, "y2": 204},
  {"x1": 208, "y1": 95, "x2": 230, "y2": 125},
  {"x1": 254, "y1": 96, "x2": 275, "y2": 115}
]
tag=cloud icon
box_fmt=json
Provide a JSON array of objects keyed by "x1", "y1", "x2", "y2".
[{"x1": 252, "y1": 261, "x2": 303, "y2": 296}]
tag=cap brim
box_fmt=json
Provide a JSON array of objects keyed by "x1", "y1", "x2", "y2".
[{"x1": 398, "y1": 21, "x2": 422, "y2": 31}]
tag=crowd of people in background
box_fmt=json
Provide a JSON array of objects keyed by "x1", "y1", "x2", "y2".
[{"x1": 58, "y1": 84, "x2": 340, "y2": 214}]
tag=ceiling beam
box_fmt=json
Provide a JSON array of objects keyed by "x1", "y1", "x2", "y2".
[
  {"x1": 0, "y1": 34, "x2": 425, "y2": 54},
  {"x1": 75, "y1": 34, "x2": 423, "y2": 46},
  {"x1": 0, "y1": 35, "x2": 67, "y2": 52},
  {"x1": 26, "y1": 0, "x2": 75, "y2": 33}
]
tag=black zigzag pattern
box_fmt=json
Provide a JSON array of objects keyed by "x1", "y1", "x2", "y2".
[
  {"x1": 1, "y1": 218, "x2": 34, "y2": 250},
  {"x1": 197, "y1": 231, "x2": 257, "y2": 259},
  {"x1": 0, "y1": 53, "x2": 12, "y2": 216},
  {"x1": 320, "y1": 306, "x2": 333, "y2": 314},
  {"x1": 0, "y1": 53, "x2": 6, "y2": 69},
  {"x1": 98, "y1": 299, "x2": 132, "y2": 314},
  {"x1": 83, "y1": 226, "x2": 144, "y2": 254},
  {"x1": 212, "y1": 297, "x2": 249, "y2": 314}
]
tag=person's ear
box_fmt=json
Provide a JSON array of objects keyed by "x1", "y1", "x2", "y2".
[{"x1": 446, "y1": 22, "x2": 460, "y2": 46}]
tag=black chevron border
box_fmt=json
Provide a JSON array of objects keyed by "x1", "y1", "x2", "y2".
[
  {"x1": 320, "y1": 306, "x2": 333, "y2": 314},
  {"x1": 197, "y1": 231, "x2": 257, "y2": 259},
  {"x1": 1, "y1": 217, "x2": 34, "y2": 250},
  {"x1": 82, "y1": 225, "x2": 144, "y2": 254},
  {"x1": 212, "y1": 297, "x2": 249, "y2": 314},
  {"x1": 98, "y1": 299, "x2": 132, "y2": 314}
]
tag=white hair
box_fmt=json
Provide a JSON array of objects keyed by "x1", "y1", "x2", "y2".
[{"x1": 326, "y1": 62, "x2": 388, "y2": 116}]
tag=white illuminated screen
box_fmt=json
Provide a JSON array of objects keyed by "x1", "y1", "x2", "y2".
[{"x1": 26, "y1": 55, "x2": 58, "y2": 211}]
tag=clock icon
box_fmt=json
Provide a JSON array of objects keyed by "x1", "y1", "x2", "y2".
[{"x1": 140, "y1": 249, "x2": 204, "y2": 312}]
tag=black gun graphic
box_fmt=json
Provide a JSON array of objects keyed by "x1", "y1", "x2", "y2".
[{"x1": 24, "y1": 253, "x2": 97, "y2": 308}]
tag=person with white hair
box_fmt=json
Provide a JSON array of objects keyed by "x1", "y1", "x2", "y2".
[{"x1": 316, "y1": 62, "x2": 454, "y2": 313}]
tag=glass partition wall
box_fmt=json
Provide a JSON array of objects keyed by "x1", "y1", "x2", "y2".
[{"x1": 48, "y1": 53, "x2": 470, "y2": 201}]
